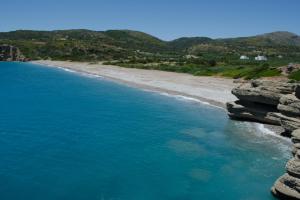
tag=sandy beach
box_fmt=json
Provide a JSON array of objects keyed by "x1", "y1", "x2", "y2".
[{"x1": 31, "y1": 60, "x2": 238, "y2": 108}]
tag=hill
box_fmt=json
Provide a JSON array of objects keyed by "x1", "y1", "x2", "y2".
[
  {"x1": 0, "y1": 29, "x2": 173, "y2": 61},
  {"x1": 1, "y1": 29, "x2": 300, "y2": 79},
  {"x1": 0, "y1": 29, "x2": 300, "y2": 60}
]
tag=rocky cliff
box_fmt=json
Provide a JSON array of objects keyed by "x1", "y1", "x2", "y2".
[
  {"x1": 272, "y1": 129, "x2": 300, "y2": 199},
  {"x1": 226, "y1": 80, "x2": 300, "y2": 199},
  {"x1": 0, "y1": 45, "x2": 26, "y2": 61},
  {"x1": 227, "y1": 80, "x2": 300, "y2": 135}
]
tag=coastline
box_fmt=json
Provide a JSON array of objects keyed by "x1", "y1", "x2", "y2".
[
  {"x1": 30, "y1": 60, "x2": 238, "y2": 109},
  {"x1": 30, "y1": 60, "x2": 287, "y2": 138}
]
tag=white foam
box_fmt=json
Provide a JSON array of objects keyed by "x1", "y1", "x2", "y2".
[
  {"x1": 33, "y1": 62, "x2": 227, "y2": 110},
  {"x1": 231, "y1": 121, "x2": 292, "y2": 158},
  {"x1": 144, "y1": 90, "x2": 225, "y2": 109},
  {"x1": 254, "y1": 123, "x2": 291, "y2": 142},
  {"x1": 40, "y1": 64, "x2": 104, "y2": 80},
  {"x1": 57, "y1": 67, "x2": 75, "y2": 73}
]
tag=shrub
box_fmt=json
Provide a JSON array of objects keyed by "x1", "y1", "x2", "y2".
[
  {"x1": 289, "y1": 70, "x2": 300, "y2": 81},
  {"x1": 208, "y1": 59, "x2": 217, "y2": 67}
]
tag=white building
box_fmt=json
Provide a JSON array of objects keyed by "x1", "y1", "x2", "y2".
[
  {"x1": 255, "y1": 55, "x2": 268, "y2": 61},
  {"x1": 240, "y1": 55, "x2": 249, "y2": 60}
]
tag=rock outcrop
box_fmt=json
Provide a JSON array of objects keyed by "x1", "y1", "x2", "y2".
[
  {"x1": 0, "y1": 45, "x2": 26, "y2": 61},
  {"x1": 227, "y1": 80, "x2": 300, "y2": 135},
  {"x1": 278, "y1": 94, "x2": 300, "y2": 117},
  {"x1": 272, "y1": 129, "x2": 300, "y2": 199},
  {"x1": 232, "y1": 80, "x2": 296, "y2": 106},
  {"x1": 272, "y1": 173, "x2": 300, "y2": 199},
  {"x1": 227, "y1": 100, "x2": 281, "y2": 125},
  {"x1": 226, "y1": 79, "x2": 300, "y2": 199}
]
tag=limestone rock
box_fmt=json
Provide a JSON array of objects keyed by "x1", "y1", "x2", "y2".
[
  {"x1": 269, "y1": 113, "x2": 300, "y2": 134},
  {"x1": 226, "y1": 101, "x2": 281, "y2": 125},
  {"x1": 272, "y1": 173, "x2": 300, "y2": 199},
  {"x1": 251, "y1": 80, "x2": 297, "y2": 95},
  {"x1": 294, "y1": 143, "x2": 300, "y2": 149},
  {"x1": 281, "y1": 118, "x2": 300, "y2": 134},
  {"x1": 292, "y1": 129, "x2": 300, "y2": 140},
  {"x1": 232, "y1": 84, "x2": 282, "y2": 106},
  {"x1": 296, "y1": 150, "x2": 300, "y2": 160},
  {"x1": 232, "y1": 80, "x2": 298, "y2": 107},
  {"x1": 292, "y1": 143, "x2": 300, "y2": 155},
  {"x1": 278, "y1": 94, "x2": 300, "y2": 117},
  {"x1": 227, "y1": 80, "x2": 300, "y2": 198},
  {"x1": 292, "y1": 137, "x2": 300, "y2": 144},
  {"x1": 287, "y1": 159, "x2": 300, "y2": 179}
]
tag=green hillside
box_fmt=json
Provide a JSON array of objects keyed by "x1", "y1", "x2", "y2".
[{"x1": 1, "y1": 29, "x2": 300, "y2": 79}]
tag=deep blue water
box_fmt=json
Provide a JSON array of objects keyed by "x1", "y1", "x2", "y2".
[{"x1": 0, "y1": 62, "x2": 291, "y2": 200}]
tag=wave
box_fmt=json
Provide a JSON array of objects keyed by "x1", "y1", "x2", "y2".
[
  {"x1": 254, "y1": 123, "x2": 290, "y2": 142},
  {"x1": 144, "y1": 90, "x2": 226, "y2": 110},
  {"x1": 35, "y1": 62, "x2": 292, "y2": 145},
  {"x1": 34, "y1": 62, "x2": 227, "y2": 110},
  {"x1": 230, "y1": 121, "x2": 292, "y2": 158},
  {"x1": 41, "y1": 64, "x2": 104, "y2": 79}
]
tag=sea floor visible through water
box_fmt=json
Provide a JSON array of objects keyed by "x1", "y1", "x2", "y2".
[{"x1": 0, "y1": 62, "x2": 292, "y2": 200}]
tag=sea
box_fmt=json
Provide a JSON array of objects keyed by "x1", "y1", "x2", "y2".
[{"x1": 0, "y1": 62, "x2": 291, "y2": 200}]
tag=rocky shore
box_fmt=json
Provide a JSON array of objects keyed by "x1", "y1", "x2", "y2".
[
  {"x1": 226, "y1": 79, "x2": 300, "y2": 199},
  {"x1": 227, "y1": 80, "x2": 300, "y2": 136},
  {"x1": 0, "y1": 45, "x2": 26, "y2": 61},
  {"x1": 272, "y1": 129, "x2": 300, "y2": 199}
]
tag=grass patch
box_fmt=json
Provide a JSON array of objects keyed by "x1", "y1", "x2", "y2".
[{"x1": 289, "y1": 70, "x2": 300, "y2": 81}]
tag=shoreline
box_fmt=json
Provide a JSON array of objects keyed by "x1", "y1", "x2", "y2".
[
  {"x1": 30, "y1": 60, "x2": 287, "y2": 138},
  {"x1": 30, "y1": 60, "x2": 238, "y2": 108}
]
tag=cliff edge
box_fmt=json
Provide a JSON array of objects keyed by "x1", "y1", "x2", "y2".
[{"x1": 226, "y1": 79, "x2": 300, "y2": 199}]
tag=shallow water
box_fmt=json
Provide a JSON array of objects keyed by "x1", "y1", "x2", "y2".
[{"x1": 0, "y1": 62, "x2": 291, "y2": 200}]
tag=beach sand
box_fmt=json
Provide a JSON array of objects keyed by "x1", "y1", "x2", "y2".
[
  {"x1": 31, "y1": 60, "x2": 237, "y2": 108},
  {"x1": 30, "y1": 60, "x2": 288, "y2": 136}
]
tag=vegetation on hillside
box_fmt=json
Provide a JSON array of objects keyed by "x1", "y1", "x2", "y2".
[{"x1": 1, "y1": 29, "x2": 300, "y2": 79}]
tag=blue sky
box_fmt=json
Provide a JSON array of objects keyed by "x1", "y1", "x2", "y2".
[{"x1": 1, "y1": 0, "x2": 299, "y2": 40}]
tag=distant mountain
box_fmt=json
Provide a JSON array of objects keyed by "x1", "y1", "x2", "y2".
[
  {"x1": 217, "y1": 31, "x2": 300, "y2": 47},
  {"x1": 168, "y1": 37, "x2": 213, "y2": 51},
  {"x1": 253, "y1": 31, "x2": 300, "y2": 46},
  {"x1": 186, "y1": 31, "x2": 300, "y2": 56},
  {"x1": 0, "y1": 29, "x2": 299, "y2": 61}
]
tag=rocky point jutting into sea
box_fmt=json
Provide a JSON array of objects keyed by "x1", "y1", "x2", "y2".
[
  {"x1": 0, "y1": 45, "x2": 26, "y2": 61},
  {"x1": 226, "y1": 79, "x2": 300, "y2": 199}
]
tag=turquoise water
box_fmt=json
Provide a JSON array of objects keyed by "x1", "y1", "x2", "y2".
[{"x1": 0, "y1": 62, "x2": 291, "y2": 200}]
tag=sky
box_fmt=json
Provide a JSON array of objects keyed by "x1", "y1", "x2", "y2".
[{"x1": 1, "y1": 0, "x2": 300, "y2": 40}]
